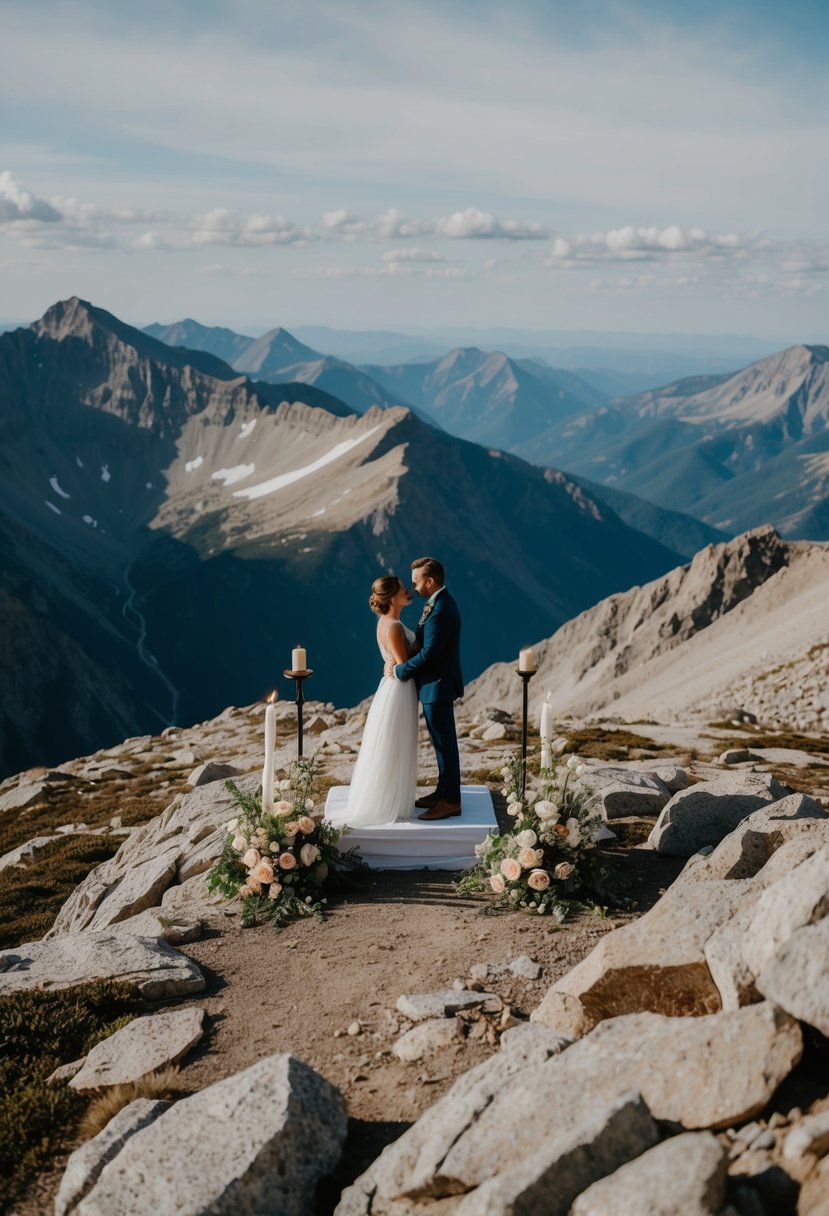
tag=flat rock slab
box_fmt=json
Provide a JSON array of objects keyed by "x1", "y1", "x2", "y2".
[
  {"x1": 584, "y1": 768, "x2": 671, "y2": 820},
  {"x1": 0, "y1": 780, "x2": 50, "y2": 812},
  {"x1": 393, "y1": 1017, "x2": 463, "y2": 1062},
  {"x1": 76, "y1": 1054, "x2": 346, "y2": 1216},
  {"x1": 112, "y1": 907, "x2": 203, "y2": 945},
  {"x1": 336, "y1": 1004, "x2": 800, "y2": 1216},
  {"x1": 0, "y1": 932, "x2": 205, "y2": 999},
  {"x1": 187, "y1": 761, "x2": 240, "y2": 787},
  {"x1": 757, "y1": 917, "x2": 829, "y2": 1036},
  {"x1": 397, "y1": 990, "x2": 498, "y2": 1022},
  {"x1": 532, "y1": 878, "x2": 755, "y2": 1036},
  {"x1": 70, "y1": 1007, "x2": 206, "y2": 1091},
  {"x1": 571, "y1": 1131, "x2": 728, "y2": 1216},
  {"x1": 0, "y1": 834, "x2": 61, "y2": 871},
  {"x1": 55, "y1": 1099, "x2": 171, "y2": 1216},
  {"x1": 649, "y1": 772, "x2": 791, "y2": 857}
]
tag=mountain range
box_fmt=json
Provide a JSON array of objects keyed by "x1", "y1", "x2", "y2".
[
  {"x1": 515, "y1": 345, "x2": 829, "y2": 540},
  {"x1": 0, "y1": 298, "x2": 689, "y2": 778}
]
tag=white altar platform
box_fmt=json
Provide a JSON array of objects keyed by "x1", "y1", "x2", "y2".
[{"x1": 324, "y1": 784, "x2": 497, "y2": 870}]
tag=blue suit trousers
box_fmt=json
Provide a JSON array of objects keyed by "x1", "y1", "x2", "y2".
[{"x1": 421, "y1": 701, "x2": 461, "y2": 804}]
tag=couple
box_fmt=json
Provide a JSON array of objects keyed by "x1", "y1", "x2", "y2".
[{"x1": 343, "y1": 556, "x2": 464, "y2": 827}]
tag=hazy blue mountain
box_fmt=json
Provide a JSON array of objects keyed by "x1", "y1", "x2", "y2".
[
  {"x1": 144, "y1": 318, "x2": 255, "y2": 366},
  {"x1": 516, "y1": 345, "x2": 829, "y2": 540},
  {"x1": 0, "y1": 298, "x2": 685, "y2": 777},
  {"x1": 364, "y1": 347, "x2": 598, "y2": 447}
]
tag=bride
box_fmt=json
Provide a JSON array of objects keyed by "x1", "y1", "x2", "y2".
[{"x1": 339, "y1": 575, "x2": 419, "y2": 827}]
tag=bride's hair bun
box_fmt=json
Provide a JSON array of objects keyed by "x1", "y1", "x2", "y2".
[{"x1": 369, "y1": 574, "x2": 401, "y2": 615}]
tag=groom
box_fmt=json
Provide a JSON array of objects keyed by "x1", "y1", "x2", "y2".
[{"x1": 392, "y1": 556, "x2": 464, "y2": 820}]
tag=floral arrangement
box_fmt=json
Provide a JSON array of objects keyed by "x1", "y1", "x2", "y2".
[
  {"x1": 459, "y1": 752, "x2": 611, "y2": 918},
  {"x1": 205, "y1": 757, "x2": 364, "y2": 928}
]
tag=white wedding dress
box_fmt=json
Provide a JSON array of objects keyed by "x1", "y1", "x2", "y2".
[{"x1": 340, "y1": 619, "x2": 418, "y2": 827}]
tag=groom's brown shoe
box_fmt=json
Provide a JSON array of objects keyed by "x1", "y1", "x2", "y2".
[
  {"x1": 415, "y1": 791, "x2": 440, "y2": 809},
  {"x1": 417, "y1": 800, "x2": 462, "y2": 820}
]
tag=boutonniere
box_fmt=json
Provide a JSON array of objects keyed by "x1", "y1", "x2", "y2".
[{"x1": 419, "y1": 604, "x2": 433, "y2": 626}]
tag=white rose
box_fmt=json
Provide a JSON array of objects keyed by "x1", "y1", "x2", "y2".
[
  {"x1": 507, "y1": 802, "x2": 523, "y2": 818},
  {"x1": 516, "y1": 829, "x2": 537, "y2": 848},
  {"x1": 279, "y1": 779, "x2": 291, "y2": 791},
  {"x1": 305, "y1": 798, "x2": 314, "y2": 810},
  {"x1": 566, "y1": 755, "x2": 579, "y2": 770},
  {"x1": 566, "y1": 817, "x2": 581, "y2": 846},
  {"x1": 535, "y1": 800, "x2": 560, "y2": 823},
  {"x1": 300, "y1": 843, "x2": 321, "y2": 866},
  {"x1": 232, "y1": 834, "x2": 247, "y2": 852}
]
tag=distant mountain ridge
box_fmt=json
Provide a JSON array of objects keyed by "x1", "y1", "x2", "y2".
[{"x1": 0, "y1": 298, "x2": 686, "y2": 778}]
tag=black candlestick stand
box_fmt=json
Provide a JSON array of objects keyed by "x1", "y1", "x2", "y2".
[
  {"x1": 283, "y1": 669, "x2": 313, "y2": 758},
  {"x1": 516, "y1": 668, "x2": 537, "y2": 797}
]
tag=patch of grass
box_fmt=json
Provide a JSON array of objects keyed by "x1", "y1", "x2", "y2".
[
  {"x1": 705, "y1": 730, "x2": 829, "y2": 757},
  {"x1": 80, "y1": 1066, "x2": 183, "y2": 1139},
  {"x1": 562, "y1": 727, "x2": 670, "y2": 762},
  {"x1": 0, "y1": 981, "x2": 145, "y2": 1215},
  {"x1": 0, "y1": 833, "x2": 121, "y2": 950}
]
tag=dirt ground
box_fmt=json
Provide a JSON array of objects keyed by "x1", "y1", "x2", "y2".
[{"x1": 17, "y1": 843, "x2": 683, "y2": 1216}]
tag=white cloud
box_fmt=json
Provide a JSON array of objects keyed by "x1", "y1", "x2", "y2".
[
  {"x1": 191, "y1": 207, "x2": 314, "y2": 247},
  {"x1": 320, "y1": 206, "x2": 547, "y2": 242},
  {"x1": 544, "y1": 225, "x2": 768, "y2": 266},
  {"x1": 435, "y1": 209, "x2": 548, "y2": 240},
  {"x1": 0, "y1": 170, "x2": 62, "y2": 223},
  {"x1": 381, "y1": 247, "x2": 445, "y2": 263}
]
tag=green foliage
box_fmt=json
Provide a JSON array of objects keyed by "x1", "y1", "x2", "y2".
[
  {"x1": 205, "y1": 756, "x2": 366, "y2": 930},
  {"x1": 0, "y1": 981, "x2": 144, "y2": 1214}
]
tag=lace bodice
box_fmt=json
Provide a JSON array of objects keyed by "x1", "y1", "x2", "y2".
[{"x1": 377, "y1": 619, "x2": 416, "y2": 664}]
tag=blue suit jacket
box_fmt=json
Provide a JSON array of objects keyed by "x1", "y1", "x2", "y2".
[{"x1": 395, "y1": 588, "x2": 463, "y2": 704}]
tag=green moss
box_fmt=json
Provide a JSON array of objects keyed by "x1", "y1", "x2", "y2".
[
  {"x1": 0, "y1": 981, "x2": 145, "y2": 1214},
  {"x1": 0, "y1": 834, "x2": 121, "y2": 950}
]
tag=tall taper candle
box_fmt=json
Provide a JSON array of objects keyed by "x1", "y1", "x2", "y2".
[
  {"x1": 262, "y1": 696, "x2": 277, "y2": 812},
  {"x1": 540, "y1": 692, "x2": 553, "y2": 769},
  {"x1": 292, "y1": 645, "x2": 307, "y2": 673}
]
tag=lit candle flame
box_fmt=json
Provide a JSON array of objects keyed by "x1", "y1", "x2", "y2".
[{"x1": 267, "y1": 690, "x2": 278, "y2": 704}]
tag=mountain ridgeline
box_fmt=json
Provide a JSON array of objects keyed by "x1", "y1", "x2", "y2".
[{"x1": 0, "y1": 298, "x2": 685, "y2": 778}]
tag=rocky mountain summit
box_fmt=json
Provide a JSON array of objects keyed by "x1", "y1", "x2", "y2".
[
  {"x1": 0, "y1": 297, "x2": 687, "y2": 778},
  {"x1": 466, "y1": 526, "x2": 829, "y2": 728},
  {"x1": 2, "y1": 678, "x2": 829, "y2": 1213}
]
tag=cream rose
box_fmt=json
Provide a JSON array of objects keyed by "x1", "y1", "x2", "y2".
[
  {"x1": 275, "y1": 799, "x2": 293, "y2": 815},
  {"x1": 284, "y1": 820, "x2": 300, "y2": 837},
  {"x1": 267, "y1": 881, "x2": 283, "y2": 900},
  {"x1": 297, "y1": 816, "x2": 315, "y2": 835},
  {"x1": 554, "y1": 861, "x2": 575, "y2": 880},
  {"x1": 304, "y1": 798, "x2": 314, "y2": 811},
  {"x1": 247, "y1": 877, "x2": 262, "y2": 894},
  {"x1": 242, "y1": 847, "x2": 261, "y2": 868},
  {"x1": 516, "y1": 828, "x2": 538, "y2": 848},
  {"x1": 300, "y1": 843, "x2": 321, "y2": 866},
  {"x1": 252, "y1": 858, "x2": 275, "y2": 884},
  {"x1": 506, "y1": 801, "x2": 523, "y2": 818},
  {"x1": 500, "y1": 857, "x2": 522, "y2": 881},
  {"x1": 232, "y1": 834, "x2": 247, "y2": 853},
  {"x1": 238, "y1": 882, "x2": 252, "y2": 898},
  {"x1": 535, "y1": 800, "x2": 560, "y2": 823},
  {"x1": 279, "y1": 852, "x2": 297, "y2": 870},
  {"x1": 490, "y1": 874, "x2": 506, "y2": 894},
  {"x1": 528, "y1": 869, "x2": 550, "y2": 891},
  {"x1": 566, "y1": 755, "x2": 579, "y2": 770},
  {"x1": 566, "y1": 818, "x2": 581, "y2": 846},
  {"x1": 519, "y1": 847, "x2": 544, "y2": 870}
]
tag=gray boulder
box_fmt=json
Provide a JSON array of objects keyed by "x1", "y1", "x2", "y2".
[
  {"x1": 396, "y1": 990, "x2": 498, "y2": 1022},
  {"x1": 676, "y1": 794, "x2": 828, "y2": 882},
  {"x1": 187, "y1": 761, "x2": 240, "y2": 787},
  {"x1": 75, "y1": 1054, "x2": 346, "y2": 1216},
  {"x1": 648, "y1": 772, "x2": 791, "y2": 857},
  {"x1": 70, "y1": 1007, "x2": 205, "y2": 1091},
  {"x1": 757, "y1": 917, "x2": 829, "y2": 1036},
  {"x1": 0, "y1": 932, "x2": 204, "y2": 999},
  {"x1": 570, "y1": 1131, "x2": 728, "y2": 1216},
  {"x1": 0, "y1": 834, "x2": 61, "y2": 871},
  {"x1": 0, "y1": 779, "x2": 50, "y2": 812},
  {"x1": 532, "y1": 878, "x2": 756, "y2": 1036},
  {"x1": 584, "y1": 767, "x2": 671, "y2": 820},
  {"x1": 336, "y1": 1005, "x2": 800, "y2": 1216},
  {"x1": 55, "y1": 1099, "x2": 171, "y2": 1216},
  {"x1": 392, "y1": 1018, "x2": 463, "y2": 1062}
]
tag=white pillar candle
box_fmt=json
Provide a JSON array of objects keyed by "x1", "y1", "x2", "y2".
[
  {"x1": 262, "y1": 697, "x2": 276, "y2": 813},
  {"x1": 518, "y1": 647, "x2": 537, "y2": 673},
  {"x1": 292, "y1": 645, "x2": 307, "y2": 672}
]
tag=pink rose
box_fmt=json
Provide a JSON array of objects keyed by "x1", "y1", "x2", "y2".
[
  {"x1": 267, "y1": 882, "x2": 283, "y2": 900},
  {"x1": 519, "y1": 847, "x2": 544, "y2": 870},
  {"x1": 279, "y1": 852, "x2": 297, "y2": 870},
  {"x1": 528, "y1": 869, "x2": 550, "y2": 891},
  {"x1": 231, "y1": 834, "x2": 247, "y2": 853},
  {"x1": 238, "y1": 883, "x2": 252, "y2": 898},
  {"x1": 247, "y1": 877, "x2": 262, "y2": 894},
  {"x1": 500, "y1": 857, "x2": 521, "y2": 882},
  {"x1": 554, "y1": 861, "x2": 575, "y2": 880},
  {"x1": 285, "y1": 821, "x2": 300, "y2": 837},
  {"x1": 252, "y1": 858, "x2": 275, "y2": 884},
  {"x1": 242, "y1": 848, "x2": 261, "y2": 869},
  {"x1": 297, "y1": 816, "x2": 315, "y2": 835},
  {"x1": 300, "y1": 843, "x2": 321, "y2": 867},
  {"x1": 490, "y1": 874, "x2": 506, "y2": 894},
  {"x1": 275, "y1": 800, "x2": 292, "y2": 815}
]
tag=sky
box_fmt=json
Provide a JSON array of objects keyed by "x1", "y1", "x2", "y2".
[{"x1": 1, "y1": 0, "x2": 828, "y2": 339}]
